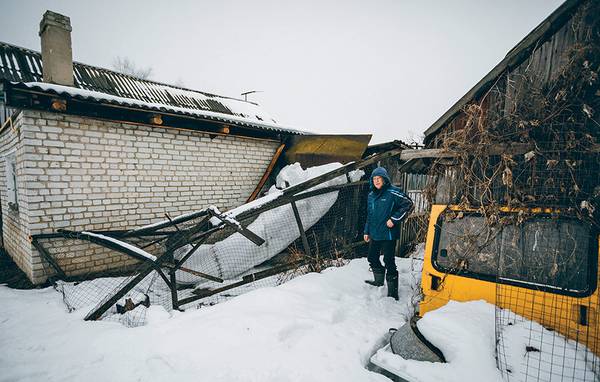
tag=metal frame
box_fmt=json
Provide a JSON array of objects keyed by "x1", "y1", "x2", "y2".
[{"x1": 30, "y1": 148, "x2": 409, "y2": 321}]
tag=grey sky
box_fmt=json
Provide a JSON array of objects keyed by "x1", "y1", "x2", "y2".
[{"x1": 1, "y1": 0, "x2": 564, "y2": 144}]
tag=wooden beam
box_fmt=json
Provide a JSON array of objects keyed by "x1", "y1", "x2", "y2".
[
  {"x1": 0, "y1": 116, "x2": 13, "y2": 134},
  {"x1": 402, "y1": 143, "x2": 600, "y2": 160},
  {"x1": 85, "y1": 261, "x2": 158, "y2": 320},
  {"x1": 177, "y1": 260, "x2": 306, "y2": 306},
  {"x1": 30, "y1": 237, "x2": 66, "y2": 279},
  {"x1": 398, "y1": 143, "x2": 536, "y2": 160},
  {"x1": 247, "y1": 143, "x2": 285, "y2": 202},
  {"x1": 290, "y1": 200, "x2": 312, "y2": 258},
  {"x1": 50, "y1": 98, "x2": 67, "y2": 112}
]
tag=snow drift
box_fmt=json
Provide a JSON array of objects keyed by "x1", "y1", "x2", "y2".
[
  {"x1": 371, "y1": 300, "x2": 599, "y2": 382},
  {"x1": 174, "y1": 162, "x2": 364, "y2": 284}
]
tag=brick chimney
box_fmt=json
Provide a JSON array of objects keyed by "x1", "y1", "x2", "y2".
[{"x1": 39, "y1": 10, "x2": 73, "y2": 86}]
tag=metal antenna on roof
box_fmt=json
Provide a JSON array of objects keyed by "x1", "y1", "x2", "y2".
[{"x1": 240, "y1": 90, "x2": 263, "y2": 102}]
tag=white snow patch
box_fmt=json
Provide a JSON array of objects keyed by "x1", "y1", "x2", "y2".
[
  {"x1": 82, "y1": 231, "x2": 157, "y2": 261},
  {"x1": 372, "y1": 300, "x2": 504, "y2": 382},
  {"x1": 0, "y1": 257, "x2": 421, "y2": 382},
  {"x1": 175, "y1": 162, "x2": 361, "y2": 284},
  {"x1": 372, "y1": 300, "x2": 599, "y2": 382}
]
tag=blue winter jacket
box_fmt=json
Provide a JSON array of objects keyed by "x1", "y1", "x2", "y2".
[{"x1": 364, "y1": 167, "x2": 413, "y2": 241}]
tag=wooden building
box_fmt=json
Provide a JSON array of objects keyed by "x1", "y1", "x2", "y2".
[{"x1": 422, "y1": 0, "x2": 599, "y2": 210}]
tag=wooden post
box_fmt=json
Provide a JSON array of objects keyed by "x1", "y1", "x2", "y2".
[
  {"x1": 85, "y1": 261, "x2": 158, "y2": 321},
  {"x1": 31, "y1": 237, "x2": 66, "y2": 279},
  {"x1": 247, "y1": 143, "x2": 285, "y2": 202},
  {"x1": 168, "y1": 251, "x2": 180, "y2": 311},
  {"x1": 290, "y1": 200, "x2": 312, "y2": 258}
]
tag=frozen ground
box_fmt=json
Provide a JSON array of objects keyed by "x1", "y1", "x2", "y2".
[
  {"x1": 372, "y1": 300, "x2": 599, "y2": 382},
  {"x1": 4, "y1": 243, "x2": 594, "y2": 382},
  {"x1": 0, "y1": 256, "x2": 421, "y2": 382}
]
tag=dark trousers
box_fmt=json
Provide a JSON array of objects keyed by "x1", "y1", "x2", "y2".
[{"x1": 367, "y1": 239, "x2": 397, "y2": 274}]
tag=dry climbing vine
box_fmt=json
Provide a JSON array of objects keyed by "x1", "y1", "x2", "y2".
[{"x1": 426, "y1": 1, "x2": 600, "y2": 229}]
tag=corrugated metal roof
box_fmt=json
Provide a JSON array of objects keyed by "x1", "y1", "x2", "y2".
[
  {"x1": 0, "y1": 41, "x2": 302, "y2": 135},
  {"x1": 11, "y1": 81, "x2": 306, "y2": 134}
]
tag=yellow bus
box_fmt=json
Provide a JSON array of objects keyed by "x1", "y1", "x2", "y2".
[{"x1": 419, "y1": 204, "x2": 600, "y2": 354}]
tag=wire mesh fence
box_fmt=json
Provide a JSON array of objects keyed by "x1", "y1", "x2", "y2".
[
  {"x1": 430, "y1": 139, "x2": 600, "y2": 214},
  {"x1": 494, "y1": 215, "x2": 600, "y2": 382},
  {"x1": 32, "y1": 166, "x2": 373, "y2": 327},
  {"x1": 431, "y1": 207, "x2": 600, "y2": 380},
  {"x1": 496, "y1": 285, "x2": 600, "y2": 382},
  {"x1": 397, "y1": 173, "x2": 432, "y2": 257}
]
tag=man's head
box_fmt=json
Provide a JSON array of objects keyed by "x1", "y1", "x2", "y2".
[
  {"x1": 373, "y1": 175, "x2": 384, "y2": 190},
  {"x1": 371, "y1": 167, "x2": 390, "y2": 190}
]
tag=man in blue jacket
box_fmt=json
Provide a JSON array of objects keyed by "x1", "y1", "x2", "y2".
[{"x1": 363, "y1": 167, "x2": 413, "y2": 300}]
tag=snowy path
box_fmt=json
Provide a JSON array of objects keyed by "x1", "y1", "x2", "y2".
[{"x1": 0, "y1": 258, "x2": 420, "y2": 382}]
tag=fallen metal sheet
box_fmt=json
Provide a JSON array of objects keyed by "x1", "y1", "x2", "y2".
[{"x1": 284, "y1": 134, "x2": 372, "y2": 167}]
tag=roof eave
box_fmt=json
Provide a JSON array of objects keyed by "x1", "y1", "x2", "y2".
[{"x1": 4, "y1": 81, "x2": 304, "y2": 140}]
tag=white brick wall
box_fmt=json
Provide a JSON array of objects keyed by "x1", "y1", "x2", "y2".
[
  {"x1": 0, "y1": 112, "x2": 34, "y2": 281},
  {"x1": 2, "y1": 110, "x2": 280, "y2": 283}
]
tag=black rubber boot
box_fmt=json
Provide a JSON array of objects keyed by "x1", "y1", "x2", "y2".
[
  {"x1": 386, "y1": 271, "x2": 399, "y2": 300},
  {"x1": 365, "y1": 268, "x2": 385, "y2": 286}
]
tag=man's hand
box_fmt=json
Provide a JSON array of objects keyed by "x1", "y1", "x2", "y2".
[
  {"x1": 386, "y1": 219, "x2": 394, "y2": 228},
  {"x1": 363, "y1": 234, "x2": 370, "y2": 242}
]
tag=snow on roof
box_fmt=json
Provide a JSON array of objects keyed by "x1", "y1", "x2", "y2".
[
  {"x1": 0, "y1": 41, "x2": 304, "y2": 135},
  {"x1": 17, "y1": 81, "x2": 303, "y2": 135}
]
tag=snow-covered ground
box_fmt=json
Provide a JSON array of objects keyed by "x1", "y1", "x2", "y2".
[
  {"x1": 4, "y1": 243, "x2": 595, "y2": 382},
  {"x1": 0, "y1": 256, "x2": 421, "y2": 382},
  {"x1": 372, "y1": 301, "x2": 599, "y2": 382},
  {"x1": 373, "y1": 300, "x2": 504, "y2": 382}
]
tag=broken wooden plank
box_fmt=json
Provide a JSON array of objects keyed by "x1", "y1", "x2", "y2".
[
  {"x1": 30, "y1": 237, "x2": 66, "y2": 279},
  {"x1": 290, "y1": 200, "x2": 312, "y2": 258},
  {"x1": 85, "y1": 261, "x2": 158, "y2": 321},
  {"x1": 58, "y1": 230, "x2": 158, "y2": 263},
  {"x1": 208, "y1": 209, "x2": 265, "y2": 246},
  {"x1": 161, "y1": 262, "x2": 223, "y2": 283},
  {"x1": 177, "y1": 260, "x2": 306, "y2": 306},
  {"x1": 247, "y1": 143, "x2": 285, "y2": 203}
]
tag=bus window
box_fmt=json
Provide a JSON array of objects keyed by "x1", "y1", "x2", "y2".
[
  {"x1": 502, "y1": 217, "x2": 592, "y2": 293},
  {"x1": 434, "y1": 213, "x2": 596, "y2": 296},
  {"x1": 435, "y1": 215, "x2": 500, "y2": 277}
]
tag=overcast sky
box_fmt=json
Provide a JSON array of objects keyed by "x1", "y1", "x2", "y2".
[{"x1": 2, "y1": 0, "x2": 564, "y2": 144}]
